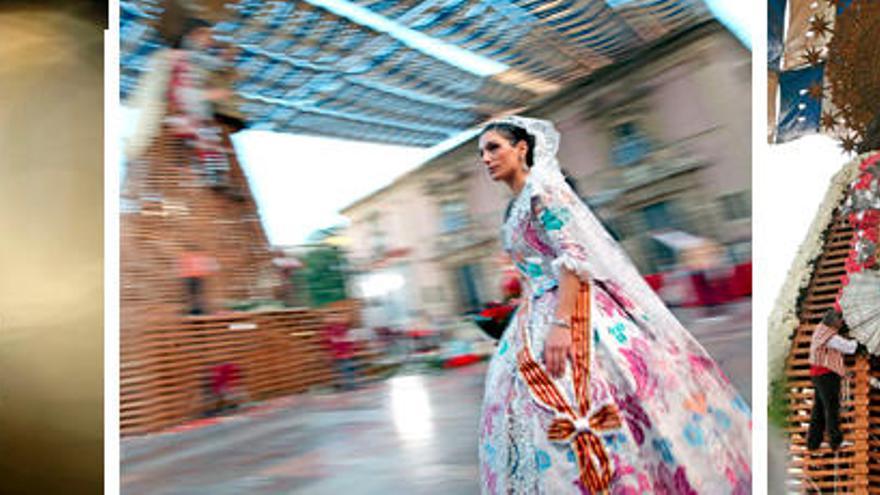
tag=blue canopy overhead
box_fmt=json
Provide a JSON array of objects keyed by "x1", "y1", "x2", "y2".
[{"x1": 121, "y1": 0, "x2": 712, "y2": 147}]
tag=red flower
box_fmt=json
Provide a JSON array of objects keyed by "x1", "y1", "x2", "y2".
[
  {"x1": 863, "y1": 153, "x2": 880, "y2": 171},
  {"x1": 849, "y1": 212, "x2": 860, "y2": 226},
  {"x1": 502, "y1": 276, "x2": 521, "y2": 299},
  {"x1": 855, "y1": 174, "x2": 873, "y2": 190}
]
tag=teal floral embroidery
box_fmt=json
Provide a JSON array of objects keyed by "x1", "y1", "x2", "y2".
[
  {"x1": 711, "y1": 407, "x2": 732, "y2": 430},
  {"x1": 608, "y1": 322, "x2": 627, "y2": 343},
  {"x1": 535, "y1": 449, "x2": 552, "y2": 471},
  {"x1": 684, "y1": 422, "x2": 705, "y2": 447},
  {"x1": 499, "y1": 340, "x2": 509, "y2": 356},
  {"x1": 484, "y1": 443, "x2": 497, "y2": 463},
  {"x1": 593, "y1": 327, "x2": 600, "y2": 344},
  {"x1": 603, "y1": 432, "x2": 628, "y2": 451},
  {"x1": 566, "y1": 450, "x2": 576, "y2": 464},
  {"x1": 652, "y1": 438, "x2": 676, "y2": 465},
  {"x1": 602, "y1": 434, "x2": 618, "y2": 451},
  {"x1": 540, "y1": 206, "x2": 570, "y2": 231},
  {"x1": 732, "y1": 395, "x2": 750, "y2": 415},
  {"x1": 526, "y1": 262, "x2": 543, "y2": 278}
]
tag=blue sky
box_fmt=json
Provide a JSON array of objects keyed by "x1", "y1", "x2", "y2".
[
  {"x1": 123, "y1": 0, "x2": 751, "y2": 246},
  {"x1": 705, "y1": 0, "x2": 751, "y2": 48}
]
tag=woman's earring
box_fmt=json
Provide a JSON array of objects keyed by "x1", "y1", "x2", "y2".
[{"x1": 521, "y1": 157, "x2": 529, "y2": 171}]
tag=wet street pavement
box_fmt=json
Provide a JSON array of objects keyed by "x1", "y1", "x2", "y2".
[
  {"x1": 121, "y1": 300, "x2": 751, "y2": 494},
  {"x1": 122, "y1": 366, "x2": 487, "y2": 495}
]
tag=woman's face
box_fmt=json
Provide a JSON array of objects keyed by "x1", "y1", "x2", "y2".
[{"x1": 479, "y1": 130, "x2": 526, "y2": 182}]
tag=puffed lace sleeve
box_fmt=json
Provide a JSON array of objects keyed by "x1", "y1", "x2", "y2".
[{"x1": 529, "y1": 180, "x2": 594, "y2": 282}]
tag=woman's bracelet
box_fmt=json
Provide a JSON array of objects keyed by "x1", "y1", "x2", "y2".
[{"x1": 551, "y1": 317, "x2": 571, "y2": 329}]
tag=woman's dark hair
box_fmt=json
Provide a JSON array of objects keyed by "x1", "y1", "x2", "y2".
[
  {"x1": 821, "y1": 308, "x2": 843, "y2": 328},
  {"x1": 480, "y1": 122, "x2": 536, "y2": 168}
]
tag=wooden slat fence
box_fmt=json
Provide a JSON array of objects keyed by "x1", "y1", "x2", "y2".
[
  {"x1": 785, "y1": 208, "x2": 871, "y2": 494},
  {"x1": 120, "y1": 309, "x2": 338, "y2": 436}
]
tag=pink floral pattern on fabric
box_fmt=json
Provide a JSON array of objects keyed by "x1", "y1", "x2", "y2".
[
  {"x1": 482, "y1": 403, "x2": 501, "y2": 437},
  {"x1": 605, "y1": 280, "x2": 636, "y2": 311},
  {"x1": 523, "y1": 220, "x2": 556, "y2": 257},
  {"x1": 619, "y1": 394, "x2": 652, "y2": 446},
  {"x1": 619, "y1": 338, "x2": 658, "y2": 400},
  {"x1": 596, "y1": 289, "x2": 628, "y2": 319},
  {"x1": 652, "y1": 464, "x2": 698, "y2": 495}
]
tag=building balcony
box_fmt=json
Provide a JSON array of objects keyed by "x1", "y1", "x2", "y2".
[
  {"x1": 432, "y1": 216, "x2": 498, "y2": 261},
  {"x1": 582, "y1": 143, "x2": 708, "y2": 210}
]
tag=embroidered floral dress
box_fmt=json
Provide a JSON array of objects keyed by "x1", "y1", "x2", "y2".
[{"x1": 479, "y1": 175, "x2": 751, "y2": 494}]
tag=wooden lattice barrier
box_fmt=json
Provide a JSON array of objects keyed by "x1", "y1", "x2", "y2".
[
  {"x1": 120, "y1": 309, "x2": 339, "y2": 436},
  {"x1": 121, "y1": 118, "x2": 276, "y2": 327},
  {"x1": 785, "y1": 209, "x2": 872, "y2": 494},
  {"x1": 120, "y1": 113, "x2": 355, "y2": 436}
]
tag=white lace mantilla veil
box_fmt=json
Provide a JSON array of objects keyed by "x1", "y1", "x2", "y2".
[{"x1": 493, "y1": 115, "x2": 685, "y2": 333}]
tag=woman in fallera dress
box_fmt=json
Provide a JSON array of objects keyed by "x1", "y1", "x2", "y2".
[{"x1": 477, "y1": 116, "x2": 751, "y2": 494}]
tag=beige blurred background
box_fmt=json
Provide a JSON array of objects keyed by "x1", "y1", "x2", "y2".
[{"x1": 0, "y1": 2, "x2": 104, "y2": 493}]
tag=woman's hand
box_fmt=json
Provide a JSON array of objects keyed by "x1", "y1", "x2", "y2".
[{"x1": 543, "y1": 324, "x2": 572, "y2": 378}]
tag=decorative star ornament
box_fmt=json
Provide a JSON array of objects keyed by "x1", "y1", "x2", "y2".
[
  {"x1": 808, "y1": 82, "x2": 825, "y2": 100},
  {"x1": 821, "y1": 111, "x2": 839, "y2": 131},
  {"x1": 841, "y1": 134, "x2": 859, "y2": 153},
  {"x1": 810, "y1": 14, "x2": 833, "y2": 39},
  {"x1": 803, "y1": 46, "x2": 824, "y2": 66}
]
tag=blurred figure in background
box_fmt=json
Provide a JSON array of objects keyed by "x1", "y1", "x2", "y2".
[
  {"x1": 126, "y1": 14, "x2": 234, "y2": 186},
  {"x1": 685, "y1": 238, "x2": 729, "y2": 318},
  {"x1": 166, "y1": 18, "x2": 233, "y2": 183},
  {"x1": 323, "y1": 312, "x2": 358, "y2": 390},
  {"x1": 207, "y1": 362, "x2": 245, "y2": 416},
  {"x1": 178, "y1": 244, "x2": 219, "y2": 315}
]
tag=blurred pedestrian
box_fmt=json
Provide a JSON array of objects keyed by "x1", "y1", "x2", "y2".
[
  {"x1": 323, "y1": 313, "x2": 358, "y2": 390},
  {"x1": 207, "y1": 362, "x2": 244, "y2": 415},
  {"x1": 686, "y1": 240, "x2": 727, "y2": 317},
  {"x1": 477, "y1": 116, "x2": 750, "y2": 493},
  {"x1": 125, "y1": 15, "x2": 233, "y2": 186},
  {"x1": 807, "y1": 309, "x2": 858, "y2": 451},
  {"x1": 178, "y1": 244, "x2": 218, "y2": 315}
]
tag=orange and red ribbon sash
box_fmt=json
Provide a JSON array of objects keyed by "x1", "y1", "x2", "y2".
[{"x1": 517, "y1": 281, "x2": 621, "y2": 493}]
